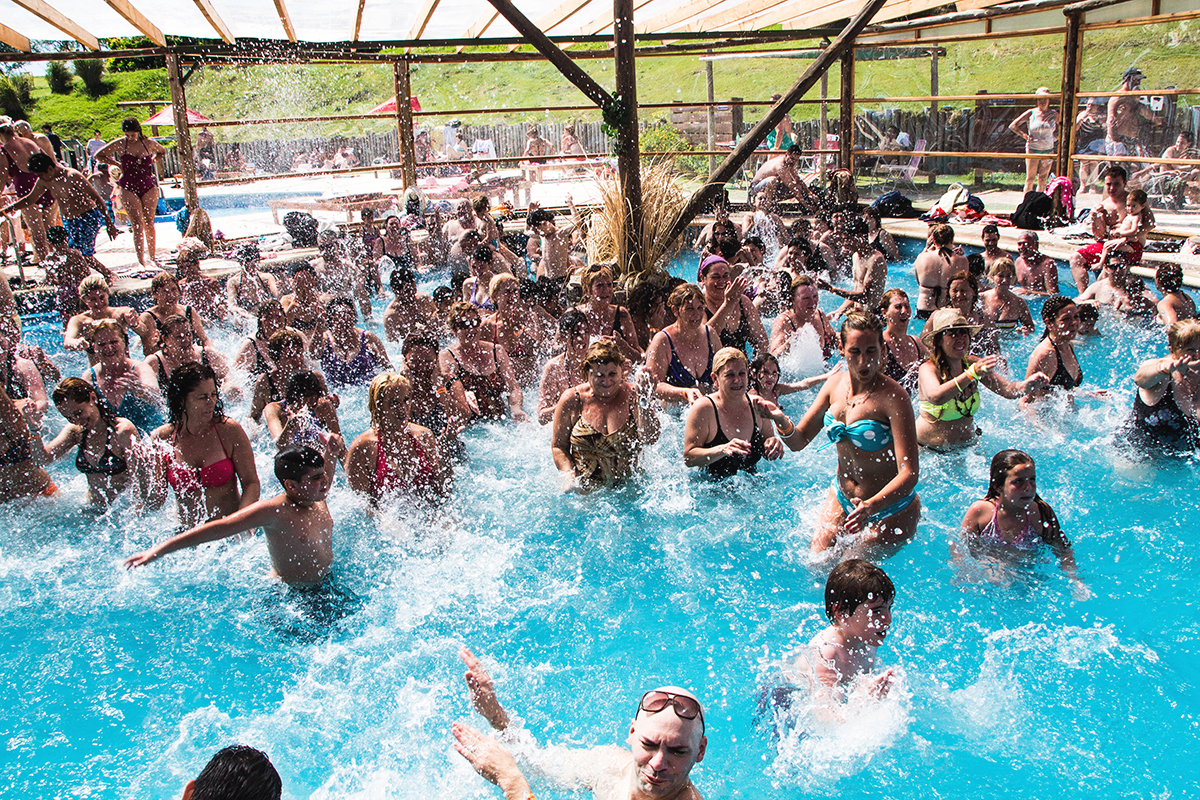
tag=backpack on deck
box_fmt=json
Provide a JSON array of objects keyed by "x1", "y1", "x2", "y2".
[
  {"x1": 283, "y1": 211, "x2": 319, "y2": 248},
  {"x1": 1011, "y1": 191, "x2": 1053, "y2": 230},
  {"x1": 871, "y1": 191, "x2": 919, "y2": 218}
]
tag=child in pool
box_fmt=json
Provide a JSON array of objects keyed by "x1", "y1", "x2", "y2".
[
  {"x1": 777, "y1": 559, "x2": 897, "y2": 704},
  {"x1": 124, "y1": 445, "x2": 335, "y2": 586},
  {"x1": 1076, "y1": 303, "x2": 1100, "y2": 336},
  {"x1": 957, "y1": 449, "x2": 1089, "y2": 597}
]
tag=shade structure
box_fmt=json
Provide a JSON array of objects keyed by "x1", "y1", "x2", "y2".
[
  {"x1": 143, "y1": 107, "x2": 214, "y2": 126},
  {"x1": 368, "y1": 96, "x2": 422, "y2": 114}
]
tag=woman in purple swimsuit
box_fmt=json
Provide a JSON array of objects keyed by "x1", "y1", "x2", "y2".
[
  {"x1": 96, "y1": 118, "x2": 166, "y2": 268},
  {"x1": 311, "y1": 297, "x2": 392, "y2": 388},
  {"x1": 0, "y1": 116, "x2": 52, "y2": 262}
]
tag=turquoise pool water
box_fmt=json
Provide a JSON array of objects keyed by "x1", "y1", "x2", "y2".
[{"x1": 3, "y1": 250, "x2": 1198, "y2": 799}]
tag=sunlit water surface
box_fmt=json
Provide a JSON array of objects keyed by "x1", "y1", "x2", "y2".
[{"x1": 3, "y1": 248, "x2": 1198, "y2": 799}]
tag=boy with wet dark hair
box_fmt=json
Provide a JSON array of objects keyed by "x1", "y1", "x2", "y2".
[
  {"x1": 184, "y1": 744, "x2": 281, "y2": 800},
  {"x1": 125, "y1": 446, "x2": 336, "y2": 586}
]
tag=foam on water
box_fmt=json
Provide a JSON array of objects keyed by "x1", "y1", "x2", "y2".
[{"x1": 4, "y1": 252, "x2": 1200, "y2": 798}]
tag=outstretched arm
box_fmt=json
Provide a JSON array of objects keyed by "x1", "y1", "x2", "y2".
[
  {"x1": 461, "y1": 646, "x2": 512, "y2": 730},
  {"x1": 123, "y1": 495, "x2": 281, "y2": 568}
]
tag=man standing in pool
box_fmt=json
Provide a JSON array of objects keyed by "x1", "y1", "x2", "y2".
[{"x1": 454, "y1": 647, "x2": 707, "y2": 800}]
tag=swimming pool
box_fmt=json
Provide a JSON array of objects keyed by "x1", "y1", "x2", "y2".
[{"x1": 3, "y1": 250, "x2": 1197, "y2": 799}]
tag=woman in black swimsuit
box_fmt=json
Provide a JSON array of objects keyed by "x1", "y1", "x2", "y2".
[
  {"x1": 439, "y1": 302, "x2": 528, "y2": 423},
  {"x1": 684, "y1": 347, "x2": 784, "y2": 478},
  {"x1": 144, "y1": 314, "x2": 230, "y2": 398},
  {"x1": 1024, "y1": 296, "x2": 1084, "y2": 405},
  {"x1": 879, "y1": 288, "x2": 926, "y2": 395},
  {"x1": 1126, "y1": 319, "x2": 1200, "y2": 453},
  {"x1": 44, "y1": 377, "x2": 150, "y2": 506},
  {"x1": 232, "y1": 300, "x2": 291, "y2": 376},
  {"x1": 698, "y1": 255, "x2": 769, "y2": 356},
  {"x1": 575, "y1": 265, "x2": 641, "y2": 362},
  {"x1": 139, "y1": 272, "x2": 208, "y2": 355}
]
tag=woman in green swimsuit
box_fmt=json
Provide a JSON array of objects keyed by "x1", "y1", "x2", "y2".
[{"x1": 916, "y1": 309, "x2": 1049, "y2": 450}]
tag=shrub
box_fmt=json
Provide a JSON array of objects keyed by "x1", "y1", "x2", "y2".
[
  {"x1": 639, "y1": 122, "x2": 706, "y2": 177},
  {"x1": 8, "y1": 72, "x2": 33, "y2": 106},
  {"x1": 0, "y1": 77, "x2": 28, "y2": 120},
  {"x1": 106, "y1": 37, "x2": 166, "y2": 72},
  {"x1": 46, "y1": 62, "x2": 74, "y2": 94},
  {"x1": 74, "y1": 59, "x2": 108, "y2": 97}
]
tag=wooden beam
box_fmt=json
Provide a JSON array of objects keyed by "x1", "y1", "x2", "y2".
[
  {"x1": 0, "y1": 22, "x2": 31, "y2": 51},
  {"x1": 407, "y1": 0, "x2": 442, "y2": 45},
  {"x1": 509, "y1": 0, "x2": 594, "y2": 51},
  {"x1": 353, "y1": 0, "x2": 367, "y2": 40},
  {"x1": 1057, "y1": 10, "x2": 1083, "y2": 178},
  {"x1": 9, "y1": 0, "x2": 99, "y2": 49},
  {"x1": 636, "y1": 0, "x2": 737, "y2": 34},
  {"x1": 664, "y1": 0, "x2": 889, "y2": 246},
  {"x1": 273, "y1": 0, "x2": 297, "y2": 42},
  {"x1": 839, "y1": 50, "x2": 853, "y2": 171},
  {"x1": 864, "y1": 0, "x2": 1072, "y2": 33},
  {"x1": 1063, "y1": 0, "x2": 1130, "y2": 12},
  {"x1": 101, "y1": 0, "x2": 166, "y2": 46},
  {"x1": 558, "y1": 0, "x2": 656, "y2": 48},
  {"x1": 166, "y1": 53, "x2": 199, "y2": 212},
  {"x1": 393, "y1": 60, "x2": 417, "y2": 189},
  {"x1": 614, "y1": 0, "x2": 643, "y2": 275},
  {"x1": 192, "y1": 0, "x2": 235, "y2": 43},
  {"x1": 484, "y1": 0, "x2": 612, "y2": 108},
  {"x1": 764, "y1": 0, "x2": 948, "y2": 32},
  {"x1": 456, "y1": 9, "x2": 499, "y2": 52},
  {"x1": 669, "y1": 0, "x2": 801, "y2": 35}
]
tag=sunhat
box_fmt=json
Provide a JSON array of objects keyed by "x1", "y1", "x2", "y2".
[{"x1": 922, "y1": 308, "x2": 982, "y2": 350}]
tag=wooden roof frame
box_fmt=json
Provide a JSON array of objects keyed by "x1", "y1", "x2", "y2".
[{"x1": 9, "y1": 0, "x2": 100, "y2": 49}]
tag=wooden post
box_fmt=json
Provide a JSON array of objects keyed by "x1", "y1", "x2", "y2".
[
  {"x1": 614, "y1": 0, "x2": 643, "y2": 275},
  {"x1": 819, "y1": 71, "x2": 829, "y2": 183},
  {"x1": 166, "y1": 52, "x2": 198, "y2": 211},
  {"x1": 393, "y1": 58, "x2": 417, "y2": 189},
  {"x1": 706, "y1": 59, "x2": 716, "y2": 175},
  {"x1": 663, "y1": 0, "x2": 888, "y2": 245},
  {"x1": 1058, "y1": 11, "x2": 1083, "y2": 180},
  {"x1": 840, "y1": 50, "x2": 854, "y2": 172},
  {"x1": 930, "y1": 49, "x2": 940, "y2": 154}
]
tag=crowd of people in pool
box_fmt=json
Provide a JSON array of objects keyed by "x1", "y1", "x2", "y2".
[{"x1": 4, "y1": 107, "x2": 1200, "y2": 797}]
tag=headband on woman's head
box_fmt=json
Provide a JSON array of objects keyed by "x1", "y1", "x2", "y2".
[{"x1": 698, "y1": 254, "x2": 728, "y2": 279}]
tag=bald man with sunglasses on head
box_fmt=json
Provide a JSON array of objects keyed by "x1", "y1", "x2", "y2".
[{"x1": 453, "y1": 647, "x2": 707, "y2": 800}]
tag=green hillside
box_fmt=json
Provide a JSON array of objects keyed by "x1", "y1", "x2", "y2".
[{"x1": 9, "y1": 20, "x2": 1200, "y2": 143}]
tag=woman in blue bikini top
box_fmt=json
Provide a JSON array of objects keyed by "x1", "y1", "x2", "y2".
[{"x1": 772, "y1": 311, "x2": 922, "y2": 556}]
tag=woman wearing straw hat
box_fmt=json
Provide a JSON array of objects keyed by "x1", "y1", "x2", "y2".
[{"x1": 916, "y1": 308, "x2": 1049, "y2": 450}]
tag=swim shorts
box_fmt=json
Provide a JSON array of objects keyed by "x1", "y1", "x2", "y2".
[
  {"x1": 63, "y1": 208, "x2": 106, "y2": 256},
  {"x1": 1077, "y1": 239, "x2": 1143, "y2": 267}
]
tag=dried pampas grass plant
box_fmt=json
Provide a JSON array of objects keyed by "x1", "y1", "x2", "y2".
[{"x1": 586, "y1": 161, "x2": 686, "y2": 283}]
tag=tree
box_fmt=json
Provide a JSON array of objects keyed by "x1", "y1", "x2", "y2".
[{"x1": 47, "y1": 62, "x2": 74, "y2": 94}]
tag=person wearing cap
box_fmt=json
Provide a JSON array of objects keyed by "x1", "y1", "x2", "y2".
[
  {"x1": 1107, "y1": 66, "x2": 1161, "y2": 159},
  {"x1": 916, "y1": 308, "x2": 1049, "y2": 450},
  {"x1": 1008, "y1": 87, "x2": 1059, "y2": 194},
  {"x1": 1074, "y1": 97, "x2": 1108, "y2": 192},
  {"x1": 225, "y1": 243, "x2": 280, "y2": 321},
  {"x1": 455, "y1": 647, "x2": 707, "y2": 800}
]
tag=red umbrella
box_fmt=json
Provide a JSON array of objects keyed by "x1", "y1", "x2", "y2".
[
  {"x1": 368, "y1": 96, "x2": 421, "y2": 114},
  {"x1": 143, "y1": 107, "x2": 214, "y2": 126}
]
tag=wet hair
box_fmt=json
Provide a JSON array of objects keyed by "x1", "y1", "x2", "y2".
[
  {"x1": 839, "y1": 310, "x2": 884, "y2": 346},
  {"x1": 1180, "y1": 131, "x2": 1195, "y2": 144},
  {"x1": 825, "y1": 558, "x2": 895, "y2": 622},
  {"x1": 983, "y1": 449, "x2": 1070, "y2": 549},
  {"x1": 930, "y1": 223, "x2": 955, "y2": 247},
  {"x1": 27, "y1": 152, "x2": 53, "y2": 173},
  {"x1": 749, "y1": 353, "x2": 781, "y2": 392},
  {"x1": 234, "y1": 243, "x2": 261, "y2": 265},
  {"x1": 947, "y1": 270, "x2": 980, "y2": 305},
  {"x1": 471, "y1": 245, "x2": 494, "y2": 265},
  {"x1": 790, "y1": 273, "x2": 816, "y2": 298},
  {"x1": 877, "y1": 287, "x2": 909, "y2": 317},
  {"x1": 558, "y1": 308, "x2": 588, "y2": 337},
  {"x1": 150, "y1": 271, "x2": 179, "y2": 295},
  {"x1": 159, "y1": 313, "x2": 191, "y2": 340},
  {"x1": 274, "y1": 446, "x2": 325, "y2": 489},
  {"x1": 78, "y1": 274, "x2": 110, "y2": 298},
  {"x1": 627, "y1": 280, "x2": 666, "y2": 320},
  {"x1": 284, "y1": 369, "x2": 327, "y2": 405},
  {"x1": 472, "y1": 195, "x2": 490, "y2": 215},
  {"x1": 789, "y1": 218, "x2": 812, "y2": 238},
  {"x1": 46, "y1": 226, "x2": 67, "y2": 245},
  {"x1": 581, "y1": 265, "x2": 613, "y2": 296},
  {"x1": 527, "y1": 208, "x2": 554, "y2": 227},
  {"x1": 389, "y1": 266, "x2": 416, "y2": 294},
  {"x1": 401, "y1": 328, "x2": 439, "y2": 356},
  {"x1": 847, "y1": 217, "x2": 870, "y2": 239},
  {"x1": 1077, "y1": 303, "x2": 1099, "y2": 326},
  {"x1": 86, "y1": 319, "x2": 128, "y2": 352},
  {"x1": 1127, "y1": 188, "x2": 1149, "y2": 207},
  {"x1": 786, "y1": 144, "x2": 803, "y2": 157},
  {"x1": 667, "y1": 282, "x2": 705, "y2": 311},
  {"x1": 256, "y1": 299, "x2": 285, "y2": 332},
  {"x1": 324, "y1": 297, "x2": 357, "y2": 325},
  {"x1": 433, "y1": 286, "x2": 454, "y2": 305},
  {"x1": 447, "y1": 300, "x2": 480, "y2": 331},
  {"x1": 120, "y1": 117, "x2": 143, "y2": 137},
  {"x1": 489, "y1": 272, "x2": 517, "y2": 299},
  {"x1": 166, "y1": 362, "x2": 224, "y2": 427},
  {"x1": 1040, "y1": 295, "x2": 1077, "y2": 338},
  {"x1": 267, "y1": 328, "x2": 305, "y2": 360},
  {"x1": 982, "y1": 223, "x2": 999, "y2": 237},
  {"x1": 1156, "y1": 262, "x2": 1184, "y2": 293},
  {"x1": 52, "y1": 377, "x2": 115, "y2": 426},
  {"x1": 711, "y1": 346, "x2": 749, "y2": 378},
  {"x1": 743, "y1": 234, "x2": 765, "y2": 252},
  {"x1": 1102, "y1": 164, "x2": 1128, "y2": 182},
  {"x1": 862, "y1": 206, "x2": 882, "y2": 225},
  {"x1": 988, "y1": 257, "x2": 1017, "y2": 280},
  {"x1": 368, "y1": 372, "x2": 411, "y2": 428},
  {"x1": 580, "y1": 340, "x2": 624, "y2": 376},
  {"x1": 1168, "y1": 319, "x2": 1200, "y2": 353}
]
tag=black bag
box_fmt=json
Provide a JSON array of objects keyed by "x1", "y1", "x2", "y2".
[
  {"x1": 871, "y1": 191, "x2": 918, "y2": 218},
  {"x1": 283, "y1": 211, "x2": 319, "y2": 247},
  {"x1": 1011, "y1": 191, "x2": 1053, "y2": 230}
]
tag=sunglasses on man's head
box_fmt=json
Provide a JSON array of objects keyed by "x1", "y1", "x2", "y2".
[{"x1": 638, "y1": 690, "x2": 704, "y2": 735}]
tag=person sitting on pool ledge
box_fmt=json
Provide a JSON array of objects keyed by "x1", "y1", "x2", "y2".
[
  {"x1": 916, "y1": 309, "x2": 1049, "y2": 451},
  {"x1": 456, "y1": 646, "x2": 707, "y2": 800},
  {"x1": 125, "y1": 445, "x2": 335, "y2": 587},
  {"x1": 775, "y1": 312, "x2": 921, "y2": 555}
]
